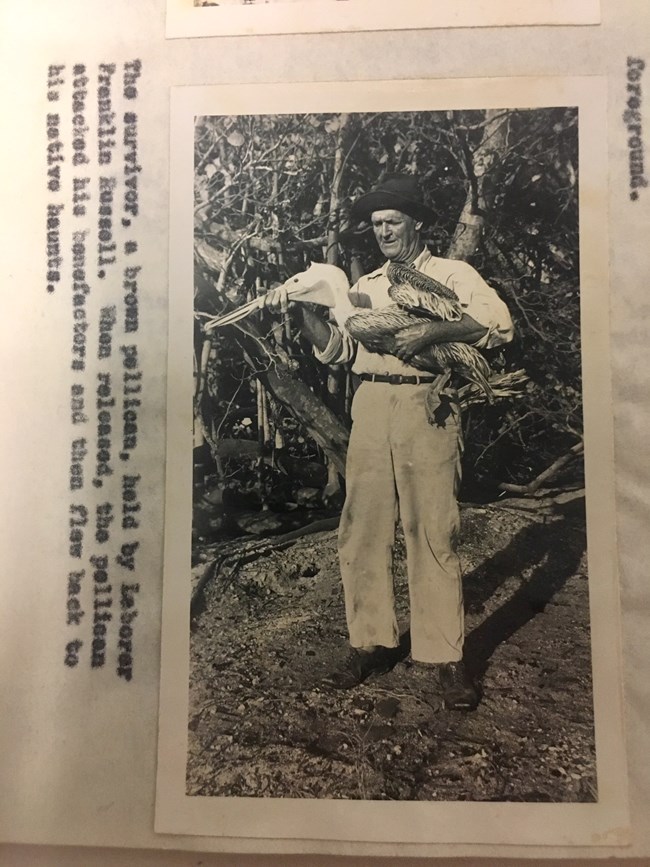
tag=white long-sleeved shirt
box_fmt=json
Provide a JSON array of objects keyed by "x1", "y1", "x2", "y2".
[{"x1": 315, "y1": 247, "x2": 515, "y2": 376}]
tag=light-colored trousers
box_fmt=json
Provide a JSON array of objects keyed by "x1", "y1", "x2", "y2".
[{"x1": 338, "y1": 382, "x2": 464, "y2": 664}]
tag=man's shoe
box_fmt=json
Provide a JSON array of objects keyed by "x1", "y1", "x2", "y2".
[
  {"x1": 323, "y1": 647, "x2": 395, "y2": 690},
  {"x1": 439, "y1": 661, "x2": 480, "y2": 711}
]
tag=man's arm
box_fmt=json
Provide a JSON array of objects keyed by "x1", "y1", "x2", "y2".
[
  {"x1": 295, "y1": 306, "x2": 333, "y2": 353},
  {"x1": 392, "y1": 315, "x2": 488, "y2": 363}
]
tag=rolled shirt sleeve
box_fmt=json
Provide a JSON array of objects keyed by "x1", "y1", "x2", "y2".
[
  {"x1": 445, "y1": 260, "x2": 514, "y2": 349},
  {"x1": 313, "y1": 320, "x2": 356, "y2": 365}
]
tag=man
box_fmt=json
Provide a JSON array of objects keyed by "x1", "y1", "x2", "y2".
[{"x1": 265, "y1": 174, "x2": 514, "y2": 710}]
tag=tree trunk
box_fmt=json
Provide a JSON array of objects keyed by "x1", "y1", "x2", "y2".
[
  {"x1": 326, "y1": 113, "x2": 350, "y2": 267},
  {"x1": 323, "y1": 114, "x2": 351, "y2": 482},
  {"x1": 260, "y1": 364, "x2": 349, "y2": 477},
  {"x1": 233, "y1": 319, "x2": 350, "y2": 476},
  {"x1": 447, "y1": 109, "x2": 510, "y2": 262}
]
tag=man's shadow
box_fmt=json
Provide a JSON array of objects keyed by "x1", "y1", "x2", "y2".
[
  {"x1": 392, "y1": 497, "x2": 587, "y2": 676},
  {"x1": 462, "y1": 497, "x2": 587, "y2": 678}
]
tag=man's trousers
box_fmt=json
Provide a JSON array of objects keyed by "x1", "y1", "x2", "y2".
[{"x1": 338, "y1": 381, "x2": 464, "y2": 664}]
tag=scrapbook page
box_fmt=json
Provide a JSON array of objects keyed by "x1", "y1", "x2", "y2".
[{"x1": 1, "y1": 0, "x2": 648, "y2": 863}]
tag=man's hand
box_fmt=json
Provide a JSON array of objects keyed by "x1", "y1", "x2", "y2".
[
  {"x1": 393, "y1": 315, "x2": 489, "y2": 362},
  {"x1": 261, "y1": 285, "x2": 333, "y2": 353},
  {"x1": 262, "y1": 285, "x2": 293, "y2": 316},
  {"x1": 392, "y1": 321, "x2": 438, "y2": 362}
]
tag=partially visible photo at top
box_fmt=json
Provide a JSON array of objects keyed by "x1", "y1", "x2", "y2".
[
  {"x1": 167, "y1": 0, "x2": 600, "y2": 39},
  {"x1": 196, "y1": 0, "x2": 331, "y2": 5}
]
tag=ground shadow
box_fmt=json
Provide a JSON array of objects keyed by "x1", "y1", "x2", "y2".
[{"x1": 463, "y1": 498, "x2": 587, "y2": 678}]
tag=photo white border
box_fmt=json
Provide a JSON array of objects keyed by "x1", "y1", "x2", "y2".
[
  {"x1": 166, "y1": 0, "x2": 601, "y2": 39},
  {"x1": 156, "y1": 75, "x2": 629, "y2": 851}
]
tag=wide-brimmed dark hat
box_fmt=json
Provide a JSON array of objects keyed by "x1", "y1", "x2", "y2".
[{"x1": 350, "y1": 174, "x2": 436, "y2": 225}]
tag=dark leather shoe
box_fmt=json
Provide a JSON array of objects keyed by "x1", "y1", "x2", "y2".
[
  {"x1": 323, "y1": 647, "x2": 395, "y2": 690},
  {"x1": 439, "y1": 661, "x2": 480, "y2": 711}
]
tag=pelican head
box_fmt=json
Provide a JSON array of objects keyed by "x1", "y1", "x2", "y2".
[{"x1": 204, "y1": 262, "x2": 352, "y2": 331}]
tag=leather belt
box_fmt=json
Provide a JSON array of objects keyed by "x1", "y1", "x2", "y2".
[{"x1": 359, "y1": 373, "x2": 437, "y2": 385}]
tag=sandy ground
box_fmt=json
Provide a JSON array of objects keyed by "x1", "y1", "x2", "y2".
[{"x1": 187, "y1": 495, "x2": 596, "y2": 801}]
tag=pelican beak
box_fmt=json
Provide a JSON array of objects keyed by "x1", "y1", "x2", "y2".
[{"x1": 203, "y1": 296, "x2": 264, "y2": 331}]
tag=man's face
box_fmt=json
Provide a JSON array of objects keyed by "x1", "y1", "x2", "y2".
[{"x1": 371, "y1": 209, "x2": 423, "y2": 263}]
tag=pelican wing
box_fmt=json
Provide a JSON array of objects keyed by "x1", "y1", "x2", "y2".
[
  {"x1": 389, "y1": 283, "x2": 463, "y2": 321},
  {"x1": 387, "y1": 262, "x2": 463, "y2": 321},
  {"x1": 387, "y1": 262, "x2": 460, "y2": 301},
  {"x1": 346, "y1": 305, "x2": 417, "y2": 338},
  {"x1": 428, "y1": 342, "x2": 494, "y2": 402}
]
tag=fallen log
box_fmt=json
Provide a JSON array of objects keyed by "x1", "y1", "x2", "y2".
[
  {"x1": 191, "y1": 515, "x2": 340, "y2": 620},
  {"x1": 498, "y1": 441, "x2": 584, "y2": 497},
  {"x1": 493, "y1": 488, "x2": 585, "y2": 518}
]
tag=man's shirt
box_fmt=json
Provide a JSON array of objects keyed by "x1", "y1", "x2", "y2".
[{"x1": 315, "y1": 247, "x2": 515, "y2": 376}]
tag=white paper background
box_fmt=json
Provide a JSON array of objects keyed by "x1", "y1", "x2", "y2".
[{"x1": 1, "y1": 0, "x2": 649, "y2": 862}]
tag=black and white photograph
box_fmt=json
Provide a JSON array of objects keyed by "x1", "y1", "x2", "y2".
[
  {"x1": 156, "y1": 77, "x2": 626, "y2": 845},
  {"x1": 185, "y1": 101, "x2": 596, "y2": 803}
]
